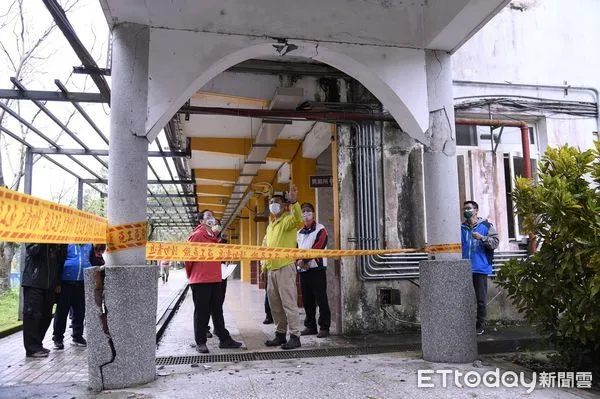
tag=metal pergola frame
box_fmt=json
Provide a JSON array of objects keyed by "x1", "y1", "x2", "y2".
[{"x1": 0, "y1": 0, "x2": 198, "y2": 234}]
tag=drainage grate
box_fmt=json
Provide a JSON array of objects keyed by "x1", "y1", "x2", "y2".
[{"x1": 156, "y1": 344, "x2": 418, "y2": 366}]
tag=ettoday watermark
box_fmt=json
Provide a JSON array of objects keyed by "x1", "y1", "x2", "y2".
[{"x1": 417, "y1": 369, "x2": 593, "y2": 393}]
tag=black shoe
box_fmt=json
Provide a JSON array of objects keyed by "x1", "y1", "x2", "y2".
[
  {"x1": 196, "y1": 343, "x2": 209, "y2": 353},
  {"x1": 206, "y1": 330, "x2": 213, "y2": 338},
  {"x1": 53, "y1": 339, "x2": 64, "y2": 350},
  {"x1": 26, "y1": 351, "x2": 49, "y2": 358},
  {"x1": 317, "y1": 330, "x2": 330, "y2": 338},
  {"x1": 219, "y1": 338, "x2": 242, "y2": 349},
  {"x1": 281, "y1": 334, "x2": 301, "y2": 350},
  {"x1": 300, "y1": 327, "x2": 317, "y2": 336},
  {"x1": 476, "y1": 328, "x2": 484, "y2": 335},
  {"x1": 263, "y1": 317, "x2": 273, "y2": 325},
  {"x1": 72, "y1": 337, "x2": 87, "y2": 347},
  {"x1": 41, "y1": 347, "x2": 51, "y2": 353},
  {"x1": 265, "y1": 332, "x2": 286, "y2": 346}
]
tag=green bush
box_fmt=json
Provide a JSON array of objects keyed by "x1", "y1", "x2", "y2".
[
  {"x1": 0, "y1": 288, "x2": 21, "y2": 333},
  {"x1": 497, "y1": 141, "x2": 600, "y2": 375}
]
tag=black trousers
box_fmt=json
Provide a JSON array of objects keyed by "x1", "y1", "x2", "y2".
[
  {"x1": 22, "y1": 286, "x2": 55, "y2": 355},
  {"x1": 472, "y1": 273, "x2": 488, "y2": 329},
  {"x1": 209, "y1": 279, "x2": 228, "y2": 334},
  {"x1": 53, "y1": 280, "x2": 85, "y2": 341},
  {"x1": 264, "y1": 274, "x2": 273, "y2": 320},
  {"x1": 299, "y1": 269, "x2": 331, "y2": 331},
  {"x1": 191, "y1": 282, "x2": 230, "y2": 345}
]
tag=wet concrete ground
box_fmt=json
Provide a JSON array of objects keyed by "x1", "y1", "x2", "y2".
[{"x1": 0, "y1": 275, "x2": 596, "y2": 398}]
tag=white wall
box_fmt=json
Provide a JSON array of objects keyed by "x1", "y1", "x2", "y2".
[
  {"x1": 452, "y1": 0, "x2": 599, "y2": 150},
  {"x1": 453, "y1": 0, "x2": 599, "y2": 88},
  {"x1": 451, "y1": 0, "x2": 599, "y2": 246}
]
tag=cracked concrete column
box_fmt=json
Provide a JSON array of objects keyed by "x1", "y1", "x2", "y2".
[
  {"x1": 419, "y1": 50, "x2": 476, "y2": 363},
  {"x1": 85, "y1": 23, "x2": 158, "y2": 391}
]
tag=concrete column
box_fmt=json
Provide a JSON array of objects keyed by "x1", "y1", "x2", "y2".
[
  {"x1": 85, "y1": 23, "x2": 157, "y2": 391},
  {"x1": 420, "y1": 50, "x2": 476, "y2": 363},
  {"x1": 423, "y1": 50, "x2": 461, "y2": 251}
]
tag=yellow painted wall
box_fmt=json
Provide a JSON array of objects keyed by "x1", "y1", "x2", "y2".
[{"x1": 240, "y1": 209, "x2": 251, "y2": 282}]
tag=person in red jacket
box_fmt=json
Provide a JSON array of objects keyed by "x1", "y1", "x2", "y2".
[{"x1": 185, "y1": 209, "x2": 242, "y2": 353}]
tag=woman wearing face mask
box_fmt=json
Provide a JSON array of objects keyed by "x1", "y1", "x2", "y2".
[
  {"x1": 206, "y1": 220, "x2": 229, "y2": 338},
  {"x1": 296, "y1": 202, "x2": 331, "y2": 338},
  {"x1": 185, "y1": 210, "x2": 242, "y2": 353}
]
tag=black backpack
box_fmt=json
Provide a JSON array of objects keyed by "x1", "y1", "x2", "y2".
[{"x1": 481, "y1": 220, "x2": 495, "y2": 265}]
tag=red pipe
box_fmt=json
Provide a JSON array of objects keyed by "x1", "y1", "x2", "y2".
[{"x1": 454, "y1": 117, "x2": 531, "y2": 179}]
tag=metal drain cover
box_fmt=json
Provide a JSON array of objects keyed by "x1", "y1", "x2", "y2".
[{"x1": 156, "y1": 344, "x2": 417, "y2": 366}]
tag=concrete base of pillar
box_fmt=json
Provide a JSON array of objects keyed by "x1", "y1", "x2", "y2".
[
  {"x1": 419, "y1": 260, "x2": 477, "y2": 363},
  {"x1": 85, "y1": 265, "x2": 159, "y2": 391}
]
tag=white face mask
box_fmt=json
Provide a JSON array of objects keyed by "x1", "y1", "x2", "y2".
[
  {"x1": 269, "y1": 203, "x2": 281, "y2": 215},
  {"x1": 303, "y1": 211, "x2": 313, "y2": 222},
  {"x1": 205, "y1": 217, "x2": 216, "y2": 226},
  {"x1": 211, "y1": 225, "x2": 222, "y2": 233}
]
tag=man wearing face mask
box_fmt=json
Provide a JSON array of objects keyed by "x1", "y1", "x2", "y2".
[
  {"x1": 461, "y1": 201, "x2": 499, "y2": 335},
  {"x1": 296, "y1": 202, "x2": 331, "y2": 338},
  {"x1": 185, "y1": 210, "x2": 242, "y2": 353},
  {"x1": 260, "y1": 183, "x2": 303, "y2": 350}
]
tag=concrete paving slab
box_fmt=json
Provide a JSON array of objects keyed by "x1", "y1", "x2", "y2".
[
  {"x1": 0, "y1": 351, "x2": 594, "y2": 399},
  {"x1": 0, "y1": 269, "x2": 187, "y2": 388}
]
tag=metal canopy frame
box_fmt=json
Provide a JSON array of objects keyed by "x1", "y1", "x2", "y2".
[{"x1": 0, "y1": 0, "x2": 198, "y2": 233}]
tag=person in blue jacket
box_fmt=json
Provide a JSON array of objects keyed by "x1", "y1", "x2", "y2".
[
  {"x1": 461, "y1": 201, "x2": 499, "y2": 335},
  {"x1": 52, "y1": 243, "x2": 94, "y2": 349}
]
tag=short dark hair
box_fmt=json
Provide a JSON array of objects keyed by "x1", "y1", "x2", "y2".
[
  {"x1": 464, "y1": 201, "x2": 479, "y2": 210},
  {"x1": 270, "y1": 194, "x2": 286, "y2": 203},
  {"x1": 301, "y1": 202, "x2": 314, "y2": 212}
]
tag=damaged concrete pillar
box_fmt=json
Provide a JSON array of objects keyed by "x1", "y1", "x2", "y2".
[
  {"x1": 420, "y1": 50, "x2": 476, "y2": 363},
  {"x1": 85, "y1": 23, "x2": 158, "y2": 391}
]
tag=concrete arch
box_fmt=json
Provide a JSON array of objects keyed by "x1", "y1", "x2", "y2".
[{"x1": 146, "y1": 29, "x2": 428, "y2": 143}]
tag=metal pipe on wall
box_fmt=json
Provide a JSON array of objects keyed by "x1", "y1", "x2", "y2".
[
  {"x1": 454, "y1": 117, "x2": 531, "y2": 179},
  {"x1": 453, "y1": 80, "x2": 600, "y2": 133}
]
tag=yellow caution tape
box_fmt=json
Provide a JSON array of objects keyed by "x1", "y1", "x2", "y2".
[
  {"x1": 145, "y1": 241, "x2": 425, "y2": 262},
  {"x1": 0, "y1": 187, "x2": 106, "y2": 244},
  {"x1": 106, "y1": 222, "x2": 148, "y2": 252},
  {"x1": 0, "y1": 187, "x2": 462, "y2": 259}
]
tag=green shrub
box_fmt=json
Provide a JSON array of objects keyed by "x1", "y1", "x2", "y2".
[{"x1": 497, "y1": 141, "x2": 600, "y2": 375}]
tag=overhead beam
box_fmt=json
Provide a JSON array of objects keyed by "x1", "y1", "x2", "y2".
[
  {"x1": 195, "y1": 185, "x2": 233, "y2": 197},
  {"x1": 194, "y1": 169, "x2": 239, "y2": 183},
  {"x1": 196, "y1": 197, "x2": 228, "y2": 206},
  {"x1": 0, "y1": 89, "x2": 106, "y2": 103},
  {"x1": 179, "y1": 106, "x2": 395, "y2": 122},
  {"x1": 197, "y1": 202, "x2": 226, "y2": 209},
  {"x1": 193, "y1": 169, "x2": 278, "y2": 184},
  {"x1": 190, "y1": 138, "x2": 300, "y2": 163},
  {"x1": 31, "y1": 148, "x2": 188, "y2": 158},
  {"x1": 227, "y1": 59, "x2": 349, "y2": 78},
  {"x1": 192, "y1": 91, "x2": 268, "y2": 108},
  {"x1": 41, "y1": 0, "x2": 111, "y2": 102},
  {"x1": 84, "y1": 179, "x2": 195, "y2": 185}
]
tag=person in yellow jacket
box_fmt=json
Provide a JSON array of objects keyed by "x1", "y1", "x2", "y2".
[{"x1": 260, "y1": 183, "x2": 303, "y2": 349}]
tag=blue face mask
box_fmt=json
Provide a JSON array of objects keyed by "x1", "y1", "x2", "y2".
[{"x1": 464, "y1": 210, "x2": 474, "y2": 219}]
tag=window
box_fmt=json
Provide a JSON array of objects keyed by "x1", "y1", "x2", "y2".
[
  {"x1": 456, "y1": 125, "x2": 478, "y2": 146},
  {"x1": 504, "y1": 154, "x2": 537, "y2": 240},
  {"x1": 529, "y1": 127, "x2": 535, "y2": 145}
]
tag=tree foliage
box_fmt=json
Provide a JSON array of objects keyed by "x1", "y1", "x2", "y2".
[{"x1": 497, "y1": 141, "x2": 600, "y2": 374}]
